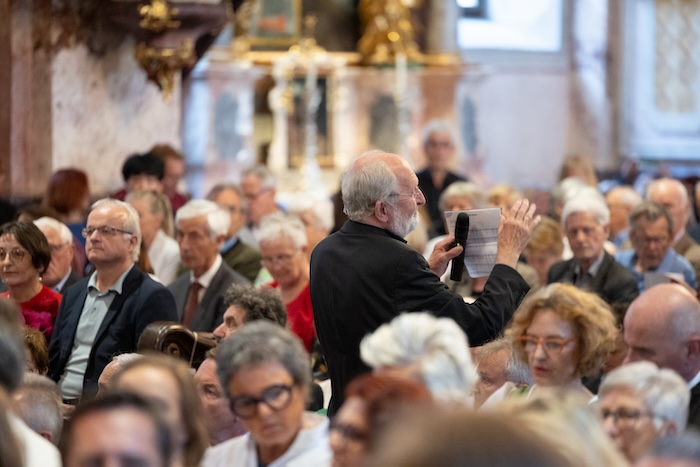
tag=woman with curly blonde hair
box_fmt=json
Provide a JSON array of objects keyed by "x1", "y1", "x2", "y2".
[{"x1": 505, "y1": 283, "x2": 618, "y2": 399}]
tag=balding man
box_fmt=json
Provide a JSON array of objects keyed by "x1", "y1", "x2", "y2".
[
  {"x1": 310, "y1": 150, "x2": 539, "y2": 414},
  {"x1": 647, "y1": 178, "x2": 700, "y2": 281},
  {"x1": 623, "y1": 283, "x2": 700, "y2": 429}
]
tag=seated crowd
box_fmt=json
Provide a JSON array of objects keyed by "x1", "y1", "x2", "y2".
[{"x1": 2, "y1": 140, "x2": 700, "y2": 467}]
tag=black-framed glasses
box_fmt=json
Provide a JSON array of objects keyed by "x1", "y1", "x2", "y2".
[
  {"x1": 0, "y1": 248, "x2": 27, "y2": 263},
  {"x1": 601, "y1": 408, "x2": 656, "y2": 429},
  {"x1": 82, "y1": 226, "x2": 133, "y2": 238},
  {"x1": 229, "y1": 384, "x2": 293, "y2": 419},
  {"x1": 329, "y1": 419, "x2": 369, "y2": 442},
  {"x1": 517, "y1": 335, "x2": 576, "y2": 355}
]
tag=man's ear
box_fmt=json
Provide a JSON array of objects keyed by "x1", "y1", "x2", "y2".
[
  {"x1": 686, "y1": 334, "x2": 700, "y2": 361},
  {"x1": 374, "y1": 200, "x2": 390, "y2": 223}
]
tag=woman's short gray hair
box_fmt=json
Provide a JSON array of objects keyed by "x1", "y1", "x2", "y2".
[
  {"x1": 175, "y1": 200, "x2": 230, "y2": 239},
  {"x1": 599, "y1": 361, "x2": 690, "y2": 432},
  {"x1": 438, "y1": 182, "x2": 487, "y2": 213},
  {"x1": 341, "y1": 151, "x2": 401, "y2": 221},
  {"x1": 256, "y1": 212, "x2": 307, "y2": 249},
  {"x1": 216, "y1": 321, "x2": 311, "y2": 397},
  {"x1": 360, "y1": 312, "x2": 475, "y2": 404}
]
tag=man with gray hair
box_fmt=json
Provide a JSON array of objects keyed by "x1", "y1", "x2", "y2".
[
  {"x1": 472, "y1": 337, "x2": 532, "y2": 409},
  {"x1": 33, "y1": 216, "x2": 81, "y2": 293},
  {"x1": 238, "y1": 165, "x2": 282, "y2": 249},
  {"x1": 623, "y1": 283, "x2": 700, "y2": 429},
  {"x1": 0, "y1": 299, "x2": 61, "y2": 466},
  {"x1": 169, "y1": 199, "x2": 250, "y2": 332},
  {"x1": 311, "y1": 151, "x2": 539, "y2": 414},
  {"x1": 13, "y1": 373, "x2": 64, "y2": 445},
  {"x1": 606, "y1": 185, "x2": 642, "y2": 250},
  {"x1": 49, "y1": 199, "x2": 177, "y2": 402},
  {"x1": 207, "y1": 184, "x2": 261, "y2": 283},
  {"x1": 548, "y1": 193, "x2": 639, "y2": 305}
]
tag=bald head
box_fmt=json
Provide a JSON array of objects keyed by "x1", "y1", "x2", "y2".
[
  {"x1": 623, "y1": 283, "x2": 700, "y2": 381},
  {"x1": 647, "y1": 178, "x2": 690, "y2": 238}
]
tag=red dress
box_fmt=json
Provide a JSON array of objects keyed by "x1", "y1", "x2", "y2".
[
  {"x1": 268, "y1": 282, "x2": 316, "y2": 352},
  {"x1": 2, "y1": 285, "x2": 62, "y2": 340}
]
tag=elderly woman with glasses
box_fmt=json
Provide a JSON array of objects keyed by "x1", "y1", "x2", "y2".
[
  {"x1": 0, "y1": 221, "x2": 62, "y2": 339},
  {"x1": 203, "y1": 321, "x2": 331, "y2": 467},
  {"x1": 505, "y1": 283, "x2": 618, "y2": 399},
  {"x1": 598, "y1": 361, "x2": 690, "y2": 463},
  {"x1": 257, "y1": 212, "x2": 316, "y2": 352}
]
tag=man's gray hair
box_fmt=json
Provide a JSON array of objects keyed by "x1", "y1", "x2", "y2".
[
  {"x1": 478, "y1": 337, "x2": 533, "y2": 386},
  {"x1": 14, "y1": 373, "x2": 63, "y2": 445},
  {"x1": 243, "y1": 165, "x2": 277, "y2": 191},
  {"x1": 599, "y1": 361, "x2": 690, "y2": 432},
  {"x1": 629, "y1": 201, "x2": 674, "y2": 237},
  {"x1": 438, "y1": 182, "x2": 487, "y2": 213},
  {"x1": 216, "y1": 321, "x2": 310, "y2": 397},
  {"x1": 286, "y1": 194, "x2": 334, "y2": 233},
  {"x1": 421, "y1": 119, "x2": 457, "y2": 148},
  {"x1": 90, "y1": 198, "x2": 142, "y2": 262},
  {"x1": 0, "y1": 300, "x2": 26, "y2": 392},
  {"x1": 33, "y1": 217, "x2": 73, "y2": 244},
  {"x1": 176, "y1": 199, "x2": 230, "y2": 239},
  {"x1": 206, "y1": 183, "x2": 247, "y2": 213},
  {"x1": 360, "y1": 312, "x2": 475, "y2": 404},
  {"x1": 257, "y1": 212, "x2": 307, "y2": 249},
  {"x1": 561, "y1": 193, "x2": 610, "y2": 227},
  {"x1": 341, "y1": 150, "x2": 401, "y2": 221}
]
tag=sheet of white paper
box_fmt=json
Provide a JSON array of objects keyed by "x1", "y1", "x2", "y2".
[
  {"x1": 445, "y1": 208, "x2": 501, "y2": 278},
  {"x1": 643, "y1": 271, "x2": 683, "y2": 290}
]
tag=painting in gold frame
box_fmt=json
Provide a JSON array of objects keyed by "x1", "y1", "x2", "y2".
[{"x1": 248, "y1": 0, "x2": 302, "y2": 49}]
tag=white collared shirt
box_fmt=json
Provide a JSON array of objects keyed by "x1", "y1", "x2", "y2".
[{"x1": 190, "y1": 255, "x2": 223, "y2": 303}]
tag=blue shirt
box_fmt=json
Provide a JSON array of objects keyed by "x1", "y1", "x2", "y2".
[{"x1": 616, "y1": 248, "x2": 697, "y2": 292}]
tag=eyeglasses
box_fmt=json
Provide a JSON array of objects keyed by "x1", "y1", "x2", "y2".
[
  {"x1": 0, "y1": 248, "x2": 27, "y2": 263},
  {"x1": 517, "y1": 335, "x2": 575, "y2": 355},
  {"x1": 330, "y1": 419, "x2": 369, "y2": 442},
  {"x1": 243, "y1": 188, "x2": 271, "y2": 202},
  {"x1": 389, "y1": 187, "x2": 423, "y2": 200},
  {"x1": 48, "y1": 243, "x2": 69, "y2": 254},
  {"x1": 635, "y1": 235, "x2": 669, "y2": 246},
  {"x1": 261, "y1": 253, "x2": 296, "y2": 268},
  {"x1": 82, "y1": 226, "x2": 133, "y2": 238},
  {"x1": 229, "y1": 383, "x2": 293, "y2": 419},
  {"x1": 601, "y1": 408, "x2": 656, "y2": 429}
]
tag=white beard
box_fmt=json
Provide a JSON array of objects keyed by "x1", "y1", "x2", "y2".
[{"x1": 389, "y1": 210, "x2": 418, "y2": 238}]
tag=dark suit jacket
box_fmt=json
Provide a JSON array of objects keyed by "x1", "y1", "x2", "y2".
[
  {"x1": 689, "y1": 381, "x2": 700, "y2": 430},
  {"x1": 222, "y1": 239, "x2": 262, "y2": 283},
  {"x1": 48, "y1": 266, "x2": 178, "y2": 398},
  {"x1": 547, "y1": 252, "x2": 639, "y2": 307},
  {"x1": 57, "y1": 270, "x2": 82, "y2": 294},
  {"x1": 168, "y1": 261, "x2": 250, "y2": 332},
  {"x1": 310, "y1": 220, "x2": 529, "y2": 415}
]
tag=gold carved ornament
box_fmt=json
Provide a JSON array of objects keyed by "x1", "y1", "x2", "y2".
[
  {"x1": 135, "y1": 39, "x2": 195, "y2": 101},
  {"x1": 139, "y1": 0, "x2": 181, "y2": 32}
]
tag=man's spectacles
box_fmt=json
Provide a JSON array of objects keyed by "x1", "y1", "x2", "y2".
[
  {"x1": 243, "y1": 188, "x2": 272, "y2": 202},
  {"x1": 389, "y1": 187, "x2": 422, "y2": 200},
  {"x1": 329, "y1": 419, "x2": 369, "y2": 442},
  {"x1": 261, "y1": 253, "x2": 296, "y2": 268},
  {"x1": 0, "y1": 248, "x2": 27, "y2": 263},
  {"x1": 48, "y1": 243, "x2": 69, "y2": 254},
  {"x1": 517, "y1": 335, "x2": 576, "y2": 355},
  {"x1": 601, "y1": 408, "x2": 656, "y2": 429},
  {"x1": 229, "y1": 384, "x2": 293, "y2": 419},
  {"x1": 82, "y1": 226, "x2": 133, "y2": 238}
]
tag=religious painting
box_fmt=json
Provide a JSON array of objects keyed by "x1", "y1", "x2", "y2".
[{"x1": 248, "y1": 0, "x2": 302, "y2": 49}]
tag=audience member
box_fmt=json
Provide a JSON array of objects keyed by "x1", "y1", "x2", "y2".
[
  {"x1": 598, "y1": 361, "x2": 689, "y2": 463},
  {"x1": 60, "y1": 391, "x2": 173, "y2": 467},
  {"x1": 487, "y1": 184, "x2": 523, "y2": 212},
  {"x1": 0, "y1": 299, "x2": 61, "y2": 466},
  {"x1": 48, "y1": 198, "x2": 178, "y2": 401},
  {"x1": 194, "y1": 350, "x2": 246, "y2": 446},
  {"x1": 331, "y1": 373, "x2": 432, "y2": 467},
  {"x1": 558, "y1": 153, "x2": 599, "y2": 187},
  {"x1": 548, "y1": 193, "x2": 639, "y2": 305},
  {"x1": 505, "y1": 283, "x2": 618, "y2": 398},
  {"x1": 258, "y1": 212, "x2": 316, "y2": 352},
  {"x1": 0, "y1": 221, "x2": 62, "y2": 339},
  {"x1": 637, "y1": 430, "x2": 700, "y2": 467},
  {"x1": 212, "y1": 283, "x2": 287, "y2": 339},
  {"x1": 647, "y1": 177, "x2": 700, "y2": 282},
  {"x1": 286, "y1": 193, "x2": 334, "y2": 254},
  {"x1": 616, "y1": 201, "x2": 697, "y2": 291},
  {"x1": 150, "y1": 143, "x2": 189, "y2": 213},
  {"x1": 43, "y1": 168, "x2": 91, "y2": 255},
  {"x1": 361, "y1": 313, "x2": 475, "y2": 404},
  {"x1": 169, "y1": 200, "x2": 249, "y2": 332},
  {"x1": 126, "y1": 190, "x2": 180, "y2": 285},
  {"x1": 33, "y1": 216, "x2": 81, "y2": 293},
  {"x1": 204, "y1": 321, "x2": 331, "y2": 466},
  {"x1": 112, "y1": 152, "x2": 165, "y2": 200},
  {"x1": 207, "y1": 183, "x2": 261, "y2": 282},
  {"x1": 239, "y1": 165, "x2": 282, "y2": 248},
  {"x1": 12, "y1": 373, "x2": 63, "y2": 445},
  {"x1": 23, "y1": 326, "x2": 48, "y2": 375},
  {"x1": 415, "y1": 119, "x2": 466, "y2": 238},
  {"x1": 623, "y1": 283, "x2": 700, "y2": 429},
  {"x1": 606, "y1": 185, "x2": 643, "y2": 250},
  {"x1": 472, "y1": 337, "x2": 532, "y2": 409},
  {"x1": 96, "y1": 352, "x2": 142, "y2": 395},
  {"x1": 112, "y1": 354, "x2": 209, "y2": 467},
  {"x1": 523, "y1": 216, "x2": 564, "y2": 289},
  {"x1": 310, "y1": 150, "x2": 539, "y2": 414}
]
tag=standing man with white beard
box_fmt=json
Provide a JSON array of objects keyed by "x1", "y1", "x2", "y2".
[{"x1": 310, "y1": 150, "x2": 540, "y2": 414}]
